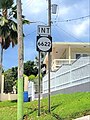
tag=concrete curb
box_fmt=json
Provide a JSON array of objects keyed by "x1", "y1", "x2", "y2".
[{"x1": 74, "y1": 115, "x2": 90, "y2": 120}]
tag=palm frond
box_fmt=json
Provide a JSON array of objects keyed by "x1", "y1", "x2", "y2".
[
  {"x1": 0, "y1": 0, "x2": 14, "y2": 9},
  {"x1": 0, "y1": 16, "x2": 8, "y2": 26},
  {"x1": 10, "y1": 30, "x2": 18, "y2": 46},
  {"x1": 23, "y1": 19, "x2": 30, "y2": 25},
  {"x1": 2, "y1": 36, "x2": 10, "y2": 49},
  {"x1": 0, "y1": 24, "x2": 10, "y2": 38},
  {"x1": 8, "y1": 19, "x2": 17, "y2": 31},
  {"x1": 0, "y1": 1, "x2": 29, "y2": 50}
]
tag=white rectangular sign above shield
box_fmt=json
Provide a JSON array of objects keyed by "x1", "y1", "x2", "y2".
[{"x1": 38, "y1": 25, "x2": 50, "y2": 35}]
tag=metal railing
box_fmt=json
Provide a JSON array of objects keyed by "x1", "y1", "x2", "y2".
[{"x1": 52, "y1": 59, "x2": 75, "y2": 70}]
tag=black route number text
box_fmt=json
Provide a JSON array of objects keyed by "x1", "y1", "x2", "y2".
[{"x1": 38, "y1": 41, "x2": 51, "y2": 47}]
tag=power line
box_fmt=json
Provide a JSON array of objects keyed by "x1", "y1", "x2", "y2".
[
  {"x1": 30, "y1": 21, "x2": 47, "y2": 25},
  {"x1": 54, "y1": 24, "x2": 85, "y2": 43},
  {"x1": 23, "y1": 0, "x2": 33, "y2": 9},
  {"x1": 28, "y1": 15, "x2": 90, "y2": 25},
  {"x1": 25, "y1": 30, "x2": 36, "y2": 37},
  {"x1": 53, "y1": 15, "x2": 90, "y2": 23}
]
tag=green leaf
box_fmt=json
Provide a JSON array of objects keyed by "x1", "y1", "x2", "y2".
[
  {"x1": 0, "y1": 17, "x2": 8, "y2": 26},
  {"x1": 0, "y1": 25, "x2": 10, "y2": 38},
  {"x1": 29, "y1": 74, "x2": 35, "y2": 81},
  {"x1": 11, "y1": 22, "x2": 17, "y2": 31},
  {"x1": 23, "y1": 19, "x2": 30, "y2": 24},
  {"x1": 3, "y1": 36, "x2": 10, "y2": 49}
]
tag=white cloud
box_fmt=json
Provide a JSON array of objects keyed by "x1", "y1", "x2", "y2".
[
  {"x1": 55, "y1": 0, "x2": 89, "y2": 40},
  {"x1": 23, "y1": 0, "x2": 47, "y2": 15},
  {"x1": 4, "y1": 0, "x2": 89, "y2": 69},
  {"x1": 58, "y1": 6, "x2": 71, "y2": 16},
  {"x1": 72, "y1": 19, "x2": 89, "y2": 37}
]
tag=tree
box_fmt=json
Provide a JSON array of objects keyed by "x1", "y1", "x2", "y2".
[
  {"x1": 24, "y1": 61, "x2": 38, "y2": 76},
  {"x1": 0, "y1": 0, "x2": 17, "y2": 93},
  {"x1": 34, "y1": 53, "x2": 46, "y2": 77},
  {"x1": 4, "y1": 68, "x2": 17, "y2": 93},
  {"x1": 0, "y1": 0, "x2": 30, "y2": 93},
  {"x1": 28, "y1": 74, "x2": 35, "y2": 82},
  {"x1": 4, "y1": 60, "x2": 38, "y2": 93},
  {"x1": 4, "y1": 67, "x2": 17, "y2": 93}
]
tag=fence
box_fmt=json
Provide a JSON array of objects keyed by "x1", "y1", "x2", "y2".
[
  {"x1": 0, "y1": 93, "x2": 17, "y2": 101},
  {"x1": 28, "y1": 80, "x2": 43, "y2": 101},
  {"x1": 28, "y1": 81, "x2": 35, "y2": 101},
  {"x1": 43, "y1": 56, "x2": 90, "y2": 97}
]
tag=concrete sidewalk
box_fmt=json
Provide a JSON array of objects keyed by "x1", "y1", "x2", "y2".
[{"x1": 74, "y1": 115, "x2": 90, "y2": 120}]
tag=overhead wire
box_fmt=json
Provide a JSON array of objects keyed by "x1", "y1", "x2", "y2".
[
  {"x1": 52, "y1": 23, "x2": 85, "y2": 43},
  {"x1": 53, "y1": 15, "x2": 90, "y2": 23},
  {"x1": 25, "y1": 30, "x2": 36, "y2": 37},
  {"x1": 51, "y1": 2, "x2": 89, "y2": 43},
  {"x1": 22, "y1": 0, "x2": 90, "y2": 43},
  {"x1": 51, "y1": 1, "x2": 89, "y2": 43},
  {"x1": 23, "y1": 0, "x2": 33, "y2": 9},
  {"x1": 51, "y1": 0, "x2": 90, "y2": 23}
]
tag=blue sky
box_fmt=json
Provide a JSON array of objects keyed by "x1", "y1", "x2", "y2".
[{"x1": 3, "y1": 0, "x2": 90, "y2": 70}]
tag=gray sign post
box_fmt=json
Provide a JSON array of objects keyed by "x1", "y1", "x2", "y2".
[{"x1": 36, "y1": 28, "x2": 52, "y2": 116}]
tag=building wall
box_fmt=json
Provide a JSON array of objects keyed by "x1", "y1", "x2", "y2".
[
  {"x1": 56, "y1": 47, "x2": 90, "y2": 59},
  {"x1": 52, "y1": 48, "x2": 65, "y2": 59},
  {"x1": 44, "y1": 43, "x2": 90, "y2": 72},
  {"x1": 71, "y1": 48, "x2": 90, "y2": 59},
  {"x1": 52, "y1": 47, "x2": 90, "y2": 60},
  {"x1": 51, "y1": 47, "x2": 90, "y2": 70}
]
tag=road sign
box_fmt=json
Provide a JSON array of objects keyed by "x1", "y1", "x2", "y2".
[
  {"x1": 38, "y1": 25, "x2": 50, "y2": 35},
  {"x1": 36, "y1": 36, "x2": 52, "y2": 52}
]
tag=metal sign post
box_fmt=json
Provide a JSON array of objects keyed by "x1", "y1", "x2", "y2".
[
  {"x1": 36, "y1": 34, "x2": 52, "y2": 116},
  {"x1": 38, "y1": 51, "x2": 41, "y2": 116}
]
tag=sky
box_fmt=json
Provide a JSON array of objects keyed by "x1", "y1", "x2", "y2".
[{"x1": 3, "y1": 0, "x2": 90, "y2": 70}]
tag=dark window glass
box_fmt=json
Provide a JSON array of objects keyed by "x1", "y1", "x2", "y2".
[{"x1": 76, "y1": 54, "x2": 81, "y2": 59}]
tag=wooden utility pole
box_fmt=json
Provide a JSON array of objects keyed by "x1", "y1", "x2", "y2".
[
  {"x1": 17, "y1": 0, "x2": 24, "y2": 120},
  {"x1": 0, "y1": 44, "x2": 2, "y2": 94},
  {"x1": 0, "y1": 38, "x2": 2, "y2": 94},
  {"x1": 48, "y1": 0, "x2": 51, "y2": 113}
]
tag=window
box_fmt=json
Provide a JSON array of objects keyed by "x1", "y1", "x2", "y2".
[
  {"x1": 75, "y1": 53, "x2": 88, "y2": 59},
  {"x1": 82, "y1": 54, "x2": 88, "y2": 57},
  {"x1": 76, "y1": 54, "x2": 81, "y2": 59}
]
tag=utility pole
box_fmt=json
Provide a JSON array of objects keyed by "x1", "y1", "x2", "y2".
[
  {"x1": 0, "y1": 38, "x2": 2, "y2": 94},
  {"x1": 0, "y1": 44, "x2": 2, "y2": 94},
  {"x1": 17, "y1": 0, "x2": 24, "y2": 120},
  {"x1": 48, "y1": 0, "x2": 51, "y2": 113}
]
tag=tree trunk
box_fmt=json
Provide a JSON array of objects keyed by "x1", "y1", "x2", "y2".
[
  {"x1": 17, "y1": 0, "x2": 24, "y2": 120},
  {"x1": 0, "y1": 44, "x2": 2, "y2": 94}
]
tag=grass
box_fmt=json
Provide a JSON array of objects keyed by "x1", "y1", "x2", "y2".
[{"x1": 0, "y1": 92, "x2": 90, "y2": 120}]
